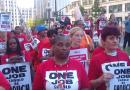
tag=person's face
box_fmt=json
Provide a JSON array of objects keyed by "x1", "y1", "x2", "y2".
[
  {"x1": 57, "y1": 28, "x2": 63, "y2": 34},
  {"x1": 77, "y1": 21, "x2": 84, "y2": 28},
  {"x1": 111, "y1": 14, "x2": 115, "y2": 19},
  {"x1": 15, "y1": 27, "x2": 21, "y2": 34},
  {"x1": 84, "y1": 14, "x2": 89, "y2": 20},
  {"x1": 103, "y1": 35, "x2": 119, "y2": 51},
  {"x1": 48, "y1": 34, "x2": 57, "y2": 44},
  {"x1": 8, "y1": 38, "x2": 17, "y2": 51},
  {"x1": 53, "y1": 38, "x2": 71, "y2": 59},
  {"x1": 39, "y1": 30, "x2": 47, "y2": 38},
  {"x1": 71, "y1": 30, "x2": 83, "y2": 46}
]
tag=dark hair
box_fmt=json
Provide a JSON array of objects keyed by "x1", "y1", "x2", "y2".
[
  {"x1": 52, "y1": 34, "x2": 70, "y2": 45},
  {"x1": 101, "y1": 26, "x2": 120, "y2": 41},
  {"x1": 6, "y1": 37, "x2": 22, "y2": 55},
  {"x1": 47, "y1": 29, "x2": 58, "y2": 38},
  {"x1": 15, "y1": 26, "x2": 21, "y2": 30}
]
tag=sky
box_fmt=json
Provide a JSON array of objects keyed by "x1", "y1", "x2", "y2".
[{"x1": 17, "y1": 0, "x2": 34, "y2": 8}]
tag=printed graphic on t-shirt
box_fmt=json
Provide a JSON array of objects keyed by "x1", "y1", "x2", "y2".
[
  {"x1": 99, "y1": 21, "x2": 106, "y2": 30},
  {"x1": 24, "y1": 43, "x2": 32, "y2": 51},
  {"x1": 18, "y1": 38, "x2": 24, "y2": 42},
  {"x1": 31, "y1": 38, "x2": 40, "y2": 49},
  {"x1": 45, "y1": 70, "x2": 78, "y2": 90},
  {"x1": 85, "y1": 21, "x2": 91, "y2": 30},
  {"x1": 42, "y1": 48, "x2": 50, "y2": 57}
]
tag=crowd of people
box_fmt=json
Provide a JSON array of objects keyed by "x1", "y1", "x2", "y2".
[{"x1": 0, "y1": 12, "x2": 130, "y2": 90}]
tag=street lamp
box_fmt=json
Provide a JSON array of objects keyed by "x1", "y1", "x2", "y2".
[
  {"x1": 46, "y1": 8, "x2": 51, "y2": 29},
  {"x1": 46, "y1": 1, "x2": 51, "y2": 29}
]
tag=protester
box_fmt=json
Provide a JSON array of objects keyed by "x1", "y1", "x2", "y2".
[
  {"x1": 33, "y1": 34, "x2": 90, "y2": 90},
  {"x1": 83, "y1": 12, "x2": 93, "y2": 38},
  {"x1": 0, "y1": 71, "x2": 10, "y2": 90},
  {"x1": 1, "y1": 37, "x2": 30, "y2": 64},
  {"x1": 96, "y1": 13, "x2": 107, "y2": 36},
  {"x1": 123, "y1": 13, "x2": 130, "y2": 49},
  {"x1": 108, "y1": 13, "x2": 118, "y2": 27},
  {"x1": 74, "y1": 20, "x2": 94, "y2": 51},
  {"x1": 88, "y1": 26, "x2": 130, "y2": 90},
  {"x1": 14, "y1": 26, "x2": 28, "y2": 50},
  {"x1": 69, "y1": 27, "x2": 91, "y2": 73},
  {"x1": 37, "y1": 29, "x2": 58, "y2": 61}
]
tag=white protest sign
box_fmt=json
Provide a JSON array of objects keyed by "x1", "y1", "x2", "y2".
[
  {"x1": 42, "y1": 48, "x2": 50, "y2": 57},
  {"x1": 69, "y1": 48, "x2": 88, "y2": 73},
  {"x1": 0, "y1": 42, "x2": 6, "y2": 55},
  {"x1": 0, "y1": 62, "x2": 32, "y2": 90},
  {"x1": 0, "y1": 13, "x2": 11, "y2": 32},
  {"x1": 102, "y1": 61, "x2": 128, "y2": 90},
  {"x1": 99, "y1": 20, "x2": 106, "y2": 30},
  {"x1": 45, "y1": 70, "x2": 78, "y2": 90},
  {"x1": 31, "y1": 38, "x2": 40, "y2": 49},
  {"x1": 85, "y1": 21, "x2": 91, "y2": 30},
  {"x1": 24, "y1": 43, "x2": 32, "y2": 51},
  {"x1": 102, "y1": 61, "x2": 127, "y2": 73},
  {"x1": 109, "y1": 66, "x2": 130, "y2": 90}
]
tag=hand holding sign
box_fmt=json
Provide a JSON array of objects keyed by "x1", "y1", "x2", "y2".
[
  {"x1": 8, "y1": 56, "x2": 24, "y2": 64},
  {"x1": 98, "y1": 73, "x2": 114, "y2": 83},
  {"x1": 0, "y1": 87, "x2": 5, "y2": 90}
]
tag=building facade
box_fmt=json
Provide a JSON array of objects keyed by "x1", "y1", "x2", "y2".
[
  {"x1": 66, "y1": 0, "x2": 130, "y2": 22},
  {"x1": 0, "y1": 0, "x2": 34, "y2": 28},
  {"x1": 34, "y1": 0, "x2": 48, "y2": 19}
]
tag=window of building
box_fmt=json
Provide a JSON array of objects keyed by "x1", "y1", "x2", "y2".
[
  {"x1": 82, "y1": 0, "x2": 87, "y2": 5},
  {"x1": 102, "y1": 0, "x2": 107, "y2": 2},
  {"x1": 109, "y1": 0, "x2": 115, "y2": 1},
  {"x1": 109, "y1": 4, "x2": 122, "y2": 13},
  {"x1": 125, "y1": 3, "x2": 130, "y2": 12}
]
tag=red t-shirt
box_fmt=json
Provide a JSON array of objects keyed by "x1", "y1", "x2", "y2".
[
  {"x1": 1, "y1": 52, "x2": 30, "y2": 64},
  {"x1": 96, "y1": 19, "x2": 107, "y2": 31},
  {"x1": 37, "y1": 37, "x2": 52, "y2": 59},
  {"x1": 33, "y1": 58, "x2": 90, "y2": 90},
  {"x1": 0, "y1": 71, "x2": 10, "y2": 90},
  {"x1": 92, "y1": 46, "x2": 105, "y2": 57},
  {"x1": 15, "y1": 33, "x2": 28, "y2": 50},
  {"x1": 88, "y1": 50, "x2": 130, "y2": 90}
]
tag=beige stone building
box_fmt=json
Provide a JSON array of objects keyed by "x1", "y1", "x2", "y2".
[{"x1": 65, "y1": 0, "x2": 130, "y2": 22}]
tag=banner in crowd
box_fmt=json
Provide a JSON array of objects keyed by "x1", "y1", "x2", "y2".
[
  {"x1": 0, "y1": 13, "x2": 11, "y2": 32},
  {"x1": 109, "y1": 66, "x2": 130, "y2": 90},
  {"x1": 69, "y1": 48, "x2": 88, "y2": 72},
  {"x1": 102, "y1": 61, "x2": 128, "y2": 90},
  {"x1": 0, "y1": 62, "x2": 32, "y2": 90}
]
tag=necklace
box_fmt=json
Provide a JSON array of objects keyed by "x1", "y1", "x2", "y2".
[{"x1": 106, "y1": 50, "x2": 117, "y2": 56}]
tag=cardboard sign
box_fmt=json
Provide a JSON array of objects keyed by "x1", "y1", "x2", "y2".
[
  {"x1": 45, "y1": 70, "x2": 78, "y2": 90},
  {"x1": 69, "y1": 48, "x2": 88, "y2": 73},
  {"x1": 102, "y1": 61, "x2": 128, "y2": 90},
  {"x1": 0, "y1": 13, "x2": 11, "y2": 32},
  {"x1": 24, "y1": 43, "x2": 32, "y2": 51},
  {"x1": 31, "y1": 38, "x2": 40, "y2": 49},
  {"x1": 0, "y1": 63, "x2": 32, "y2": 90},
  {"x1": 99, "y1": 20, "x2": 106, "y2": 30},
  {"x1": 85, "y1": 21, "x2": 91, "y2": 30},
  {"x1": 109, "y1": 66, "x2": 130, "y2": 90}
]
